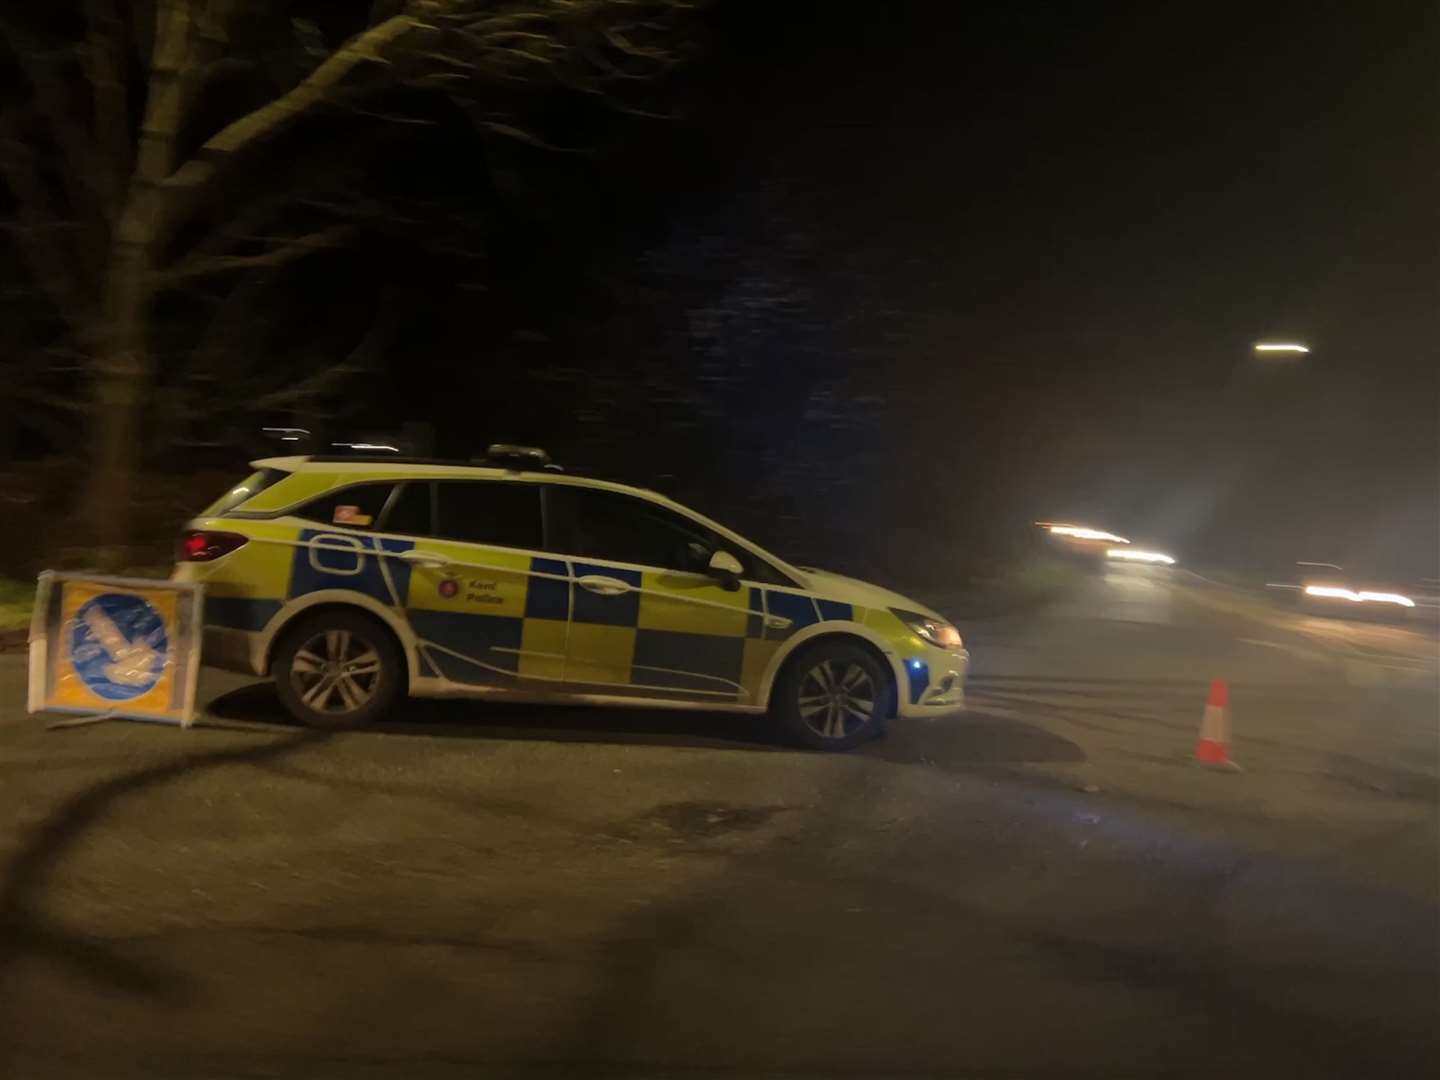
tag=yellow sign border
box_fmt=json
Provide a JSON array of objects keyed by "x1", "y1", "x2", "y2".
[{"x1": 28, "y1": 572, "x2": 205, "y2": 727}]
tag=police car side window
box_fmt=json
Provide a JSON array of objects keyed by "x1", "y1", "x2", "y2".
[
  {"x1": 546, "y1": 486, "x2": 748, "y2": 576},
  {"x1": 381, "y1": 482, "x2": 433, "y2": 538},
  {"x1": 296, "y1": 483, "x2": 395, "y2": 531},
  {"x1": 434, "y1": 481, "x2": 543, "y2": 550},
  {"x1": 736, "y1": 552, "x2": 795, "y2": 587}
]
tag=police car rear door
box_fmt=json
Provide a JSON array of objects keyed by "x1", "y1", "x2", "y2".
[{"x1": 399, "y1": 479, "x2": 570, "y2": 688}]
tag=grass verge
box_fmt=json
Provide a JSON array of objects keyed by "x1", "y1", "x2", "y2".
[
  {"x1": 0, "y1": 576, "x2": 34, "y2": 635},
  {"x1": 0, "y1": 576, "x2": 34, "y2": 642}
]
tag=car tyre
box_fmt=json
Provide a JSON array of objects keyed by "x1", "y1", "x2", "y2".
[
  {"x1": 773, "y1": 641, "x2": 890, "y2": 751},
  {"x1": 273, "y1": 610, "x2": 404, "y2": 729}
]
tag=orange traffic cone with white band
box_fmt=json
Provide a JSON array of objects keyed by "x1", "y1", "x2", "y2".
[{"x1": 1195, "y1": 678, "x2": 1240, "y2": 769}]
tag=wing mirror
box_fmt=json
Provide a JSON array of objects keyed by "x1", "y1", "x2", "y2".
[{"x1": 707, "y1": 549, "x2": 744, "y2": 591}]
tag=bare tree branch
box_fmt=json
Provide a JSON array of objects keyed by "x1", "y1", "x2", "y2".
[
  {"x1": 6, "y1": 30, "x2": 106, "y2": 208},
  {"x1": 162, "y1": 224, "x2": 353, "y2": 282},
  {"x1": 177, "y1": 0, "x2": 240, "y2": 118},
  {"x1": 83, "y1": 0, "x2": 133, "y2": 215},
  {"x1": 473, "y1": 119, "x2": 577, "y2": 150},
  {"x1": 369, "y1": 0, "x2": 408, "y2": 28},
  {"x1": 239, "y1": 290, "x2": 401, "y2": 413},
  {"x1": 152, "y1": 281, "x2": 401, "y2": 449},
  {"x1": 182, "y1": 267, "x2": 275, "y2": 377},
  {"x1": 163, "y1": 15, "x2": 419, "y2": 196},
  {"x1": 3, "y1": 0, "x2": 702, "y2": 522},
  {"x1": 21, "y1": 387, "x2": 91, "y2": 414},
  {"x1": 244, "y1": 363, "x2": 365, "y2": 411},
  {"x1": 164, "y1": 1, "x2": 693, "y2": 203},
  {"x1": 134, "y1": 0, "x2": 196, "y2": 188},
  {"x1": 0, "y1": 120, "x2": 97, "y2": 332}
]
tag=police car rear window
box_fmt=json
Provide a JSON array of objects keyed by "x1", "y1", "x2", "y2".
[
  {"x1": 203, "y1": 468, "x2": 288, "y2": 516},
  {"x1": 296, "y1": 483, "x2": 396, "y2": 530}
]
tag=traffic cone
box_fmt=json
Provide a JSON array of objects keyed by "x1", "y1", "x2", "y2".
[{"x1": 1194, "y1": 678, "x2": 1240, "y2": 769}]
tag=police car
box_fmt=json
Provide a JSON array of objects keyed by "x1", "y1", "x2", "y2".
[{"x1": 173, "y1": 447, "x2": 969, "y2": 749}]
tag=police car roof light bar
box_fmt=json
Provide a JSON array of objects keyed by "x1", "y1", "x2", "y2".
[{"x1": 484, "y1": 444, "x2": 551, "y2": 470}]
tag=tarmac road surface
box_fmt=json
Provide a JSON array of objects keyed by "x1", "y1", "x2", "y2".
[{"x1": 1, "y1": 566, "x2": 1435, "y2": 1078}]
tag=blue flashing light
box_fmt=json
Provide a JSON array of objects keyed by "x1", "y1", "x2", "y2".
[{"x1": 905, "y1": 657, "x2": 930, "y2": 703}]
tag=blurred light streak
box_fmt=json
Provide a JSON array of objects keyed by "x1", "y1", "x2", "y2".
[
  {"x1": 1038, "y1": 523, "x2": 1130, "y2": 544},
  {"x1": 1253, "y1": 343, "x2": 1310, "y2": 353},
  {"x1": 1106, "y1": 548, "x2": 1176, "y2": 565},
  {"x1": 1303, "y1": 585, "x2": 1415, "y2": 607}
]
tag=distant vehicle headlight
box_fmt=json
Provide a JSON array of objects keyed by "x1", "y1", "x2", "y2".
[
  {"x1": 892, "y1": 609, "x2": 964, "y2": 650},
  {"x1": 1303, "y1": 585, "x2": 1414, "y2": 608},
  {"x1": 1106, "y1": 548, "x2": 1176, "y2": 565},
  {"x1": 1042, "y1": 524, "x2": 1130, "y2": 544}
]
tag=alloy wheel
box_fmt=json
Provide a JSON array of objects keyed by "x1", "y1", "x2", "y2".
[
  {"x1": 289, "y1": 629, "x2": 382, "y2": 715},
  {"x1": 797, "y1": 659, "x2": 875, "y2": 740}
]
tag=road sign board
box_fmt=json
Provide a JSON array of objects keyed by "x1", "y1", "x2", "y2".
[
  {"x1": 28, "y1": 573, "x2": 204, "y2": 725},
  {"x1": 70, "y1": 592, "x2": 170, "y2": 700}
]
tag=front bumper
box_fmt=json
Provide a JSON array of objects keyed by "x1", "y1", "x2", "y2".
[{"x1": 896, "y1": 644, "x2": 969, "y2": 718}]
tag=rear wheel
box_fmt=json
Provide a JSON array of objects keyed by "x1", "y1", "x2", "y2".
[
  {"x1": 773, "y1": 641, "x2": 890, "y2": 751},
  {"x1": 273, "y1": 611, "x2": 403, "y2": 729}
]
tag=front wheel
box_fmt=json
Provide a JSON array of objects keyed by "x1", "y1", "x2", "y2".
[
  {"x1": 773, "y1": 642, "x2": 890, "y2": 751},
  {"x1": 273, "y1": 611, "x2": 403, "y2": 729}
]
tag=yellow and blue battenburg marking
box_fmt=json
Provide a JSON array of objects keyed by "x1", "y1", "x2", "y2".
[
  {"x1": 199, "y1": 525, "x2": 918, "y2": 703},
  {"x1": 406, "y1": 549, "x2": 567, "y2": 685}
]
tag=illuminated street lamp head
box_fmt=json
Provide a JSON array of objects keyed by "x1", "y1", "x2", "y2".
[{"x1": 1253, "y1": 342, "x2": 1310, "y2": 354}]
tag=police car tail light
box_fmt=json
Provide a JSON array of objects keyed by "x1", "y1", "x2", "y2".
[{"x1": 179, "y1": 530, "x2": 248, "y2": 562}]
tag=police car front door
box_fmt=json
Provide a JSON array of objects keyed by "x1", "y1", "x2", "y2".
[{"x1": 546, "y1": 486, "x2": 757, "y2": 702}]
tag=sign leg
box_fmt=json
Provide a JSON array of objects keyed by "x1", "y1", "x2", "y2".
[{"x1": 46, "y1": 713, "x2": 116, "y2": 730}]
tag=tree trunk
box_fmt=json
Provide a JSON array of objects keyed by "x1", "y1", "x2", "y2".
[
  {"x1": 74, "y1": 1, "x2": 194, "y2": 568},
  {"x1": 81, "y1": 203, "x2": 156, "y2": 568}
]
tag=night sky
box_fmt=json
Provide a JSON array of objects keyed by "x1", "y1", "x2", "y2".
[
  {"x1": 361, "y1": 1, "x2": 1437, "y2": 580},
  {"x1": 721, "y1": 1, "x2": 1437, "y2": 574}
]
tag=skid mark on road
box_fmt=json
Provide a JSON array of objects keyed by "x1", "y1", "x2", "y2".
[
  {"x1": 867, "y1": 710, "x2": 1085, "y2": 770},
  {"x1": 1235, "y1": 630, "x2": 1436, "y2": 689},
  {"x1": 972, "y1": 686, "x2": 1389, "y2": 759},
  {"x1": 971, "y1": 674, "x2": 1206, "y2": 691},
  {"x1": 637, "y1": 801, "x2": 791, "y2": 840},
  {"x1": 971, "y1": 689, "x2": 1190, "y2": 736},
  {"x1": 1318, "y1": 756, "x2": 1440, "y2": 802},
  {"x1": 1237, "y1": 638, "x2": 1330, "y2": 665},
  {"x1": 964, "y1": 666, "x2": 1440, "y2": 817}
]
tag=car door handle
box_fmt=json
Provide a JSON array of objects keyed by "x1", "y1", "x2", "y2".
[
  {"x1": 577, "y1": 574, "x2": 632, "y2": 596},
  {"x1": 765, "y1": 615, "x2": 792, "y2": 630},
  {"x1": 398, "y1": 549, "x2": 451, "y2": 569}
]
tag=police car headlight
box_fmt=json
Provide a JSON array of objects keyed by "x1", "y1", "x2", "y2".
[{"x1": 892, "y1": 609, "x2": 963, "y2": 650}]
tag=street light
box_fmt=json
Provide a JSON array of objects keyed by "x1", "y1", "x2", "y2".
[{"x1": 1253, "y1": 342, "x2": 1309, "y2": 354}]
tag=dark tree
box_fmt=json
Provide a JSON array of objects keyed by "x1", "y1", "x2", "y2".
[{"x1": 1, "y1": 0, "x2": 695, "y2": 561}]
